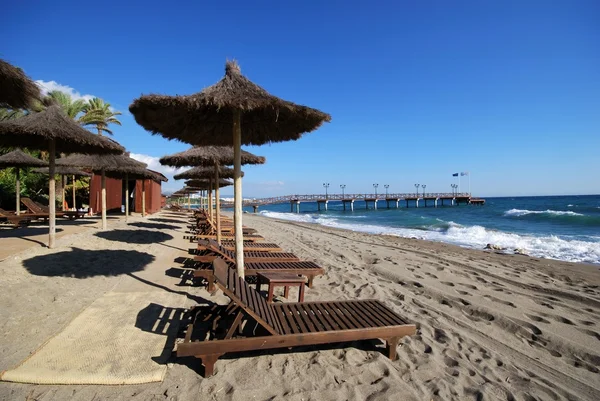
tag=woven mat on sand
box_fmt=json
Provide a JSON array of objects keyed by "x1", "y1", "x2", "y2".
[{"x1": 1, "y1": 291, "x2": 182, "y2": 385}]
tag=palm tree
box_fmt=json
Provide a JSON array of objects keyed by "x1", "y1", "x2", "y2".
[
  {"x1": 42, "y1": 90, "x2": 87, "y2": 119},
  {"x1": 80, "y1": 97, "x2": 122, "y2": 136}
]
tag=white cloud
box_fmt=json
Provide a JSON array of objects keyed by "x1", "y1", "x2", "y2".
[
  {"x1": 35, "y1": 80, "x2": 96, "y2": 103},
  {"x1": 129, "y1": 153, "x2": 187, "y2": 193},
  {"x1": 256, "y1": 180, "x2": 285, "y2": 187}
]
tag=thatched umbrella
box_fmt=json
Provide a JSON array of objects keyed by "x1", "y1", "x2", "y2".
[
  {"x1": 173, "y1": 165, "x2": 243, "y2": 241},
  {"x1": 131, "y1": 60, "x2": 330, "y2": 277},
  {"x1": 32, "y1": 166, "x2": 91, "y2": 212},
  {"x1": 57, "y1": 152, "x2": 148, "y2": 227},
  {"x1": 161, "y1": 146, "x2": 263, "y2": 242},
  {"x1": 0, "y1": 59, "x2": 41, "y2": 109},
  {"x1": 0, "y1": 149, "x2": 47, "y2": 215},
  {"x1": 0, "y1": 105, "x2": 124, "y2": 247}
]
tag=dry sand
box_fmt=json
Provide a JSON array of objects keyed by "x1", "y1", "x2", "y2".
[{"x1": 1, "y1": 210, "x2": 599, "y2": 400}]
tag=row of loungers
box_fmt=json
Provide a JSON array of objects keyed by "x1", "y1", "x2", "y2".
[
  {"x1": 0, "y1": 198, "x2": 86, "y2": 228},
  {"x1": 171, "y1": 209, "x2": 416, "y2": 376}
]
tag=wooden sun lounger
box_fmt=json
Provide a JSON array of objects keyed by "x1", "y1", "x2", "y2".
[
  {"x1": 194, "y1": 239, "x2": 300, "y2": 264},
  {"x1": 0, "y1": 208, "x2": 32, "y2": 228},
  {"x1": 199, "y1": 240, "x2": 283, "y2": 252},
  {"x1": 192, "y1": 251, "x2": 325, "y2": 291},
  {"x1": 21, "y1": 197, "x2": 84, "y2": 220},
  {"x1": 178, "y1": 258, "x2": 416, "y2": 376}
]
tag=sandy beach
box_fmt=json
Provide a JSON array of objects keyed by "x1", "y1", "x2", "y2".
[{"x1": 1, "y1": 210, "x2": 599, "y2": 400}]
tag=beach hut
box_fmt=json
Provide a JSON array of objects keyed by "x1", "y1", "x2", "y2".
[
  {"x1": 130, "y1": 60, "x2": 330, "y2": 277},
  {"x1": 134, "y1": 169, "x2": 167, "y2": 216},
  {"x1": 161, "y1": 146, "x2": 263, "y2": 244},
  {"x1": 56, "y1": 152, "x2": 149, "y2": 228},
  {"x1": 0, "y1": 149, "x2": 47, "y2": 215},
  {"x1": 0, "y1": 59, "x2": 41, "y2": 109},
  {"x1": 0, "y1": 105, "x2": 124, "y2": 247}
]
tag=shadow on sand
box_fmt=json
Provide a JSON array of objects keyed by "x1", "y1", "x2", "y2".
[
  {"x1": 128, "y1": 222, "x2": 180, "y2": 230},
  {"x1": 148, "y1": 218, "x2": 187, "y2": 224},
  {"x1": 95, "y1": 229, "x2": 174, "y2": 244},
  {"x1": 0, "y1": 226, "x2": 65, "y2": 247},
  {"x1": 22, "y1": 247, "x2": 155, "y2": 278}
]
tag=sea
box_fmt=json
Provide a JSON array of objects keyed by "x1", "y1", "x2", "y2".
[{"x1": 242, "y1": 195, "x2": 600, "y2": 265}]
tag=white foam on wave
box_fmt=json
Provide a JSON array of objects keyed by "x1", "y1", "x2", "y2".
[
  {"x1": 504, "y1": 208, "x2": 584, "y2": 217},
  {"x1": 260, "y1": 211, "x2": 600, "y2": 264}
]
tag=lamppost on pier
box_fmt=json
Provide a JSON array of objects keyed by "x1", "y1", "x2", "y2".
[
  {"x1": 451, "y1": 184, "x2": 457, "y2": 196},
  {"x1": 384, "y1": 184, "x2": 389, "y2": 197},
  {"x1": 323, "y1": 183, "x2": 330, "y2": 199},
  {"x1": 422, "y1": 184, "x2": 426, "y2": 197},
  {"x1": 340, "y1": 184, "x2": 346, "y2": 199},
  {"x1": 414, "y1": 183, "x2": 419, "y2": 198},
  {"x1": 373, "y1": 183, "x2": 378, "y2": 197}
]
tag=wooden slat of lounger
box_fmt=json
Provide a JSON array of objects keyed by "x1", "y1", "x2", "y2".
[
  {"x1": 292, "y1": 304, "x2": 317, "y2": 333},
  {"x1": 371, "y1": 301, "x2": 411, "y2": 325},
  {"x1": 361, "y1": 301, "x2": 401, "y2": 326},
  {"x1": 272, "y1": 305, "x2": 293, "y2": 335},
  {"x1": 354, "y1": 301, "x2": 392, "y2": 327},
  {"x1": 311, "y1": 303, "x2": 338, "y2": 331},
  {"x1": 332, "y1": 301, "x2": 368, "y2": 329},
  {"x1": 286, "y1": 304, "x2": 309, "y2": 333},
  {"x1": 320, "y1": 302, "x2": 350, "y2": 330},
  {"x1": 281, "y1": 305, "x2": 300, "y2": 334},
  {"x1": 301, "y1": 304, "x2": 326, "y2": 332},
  {"x1": 343, "y1": 301, "x2": 380, "y2": 328}
]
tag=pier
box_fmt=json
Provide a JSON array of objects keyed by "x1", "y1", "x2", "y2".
[{"x1": 221, "y1": 193, "x2": 485, "y2": 213}]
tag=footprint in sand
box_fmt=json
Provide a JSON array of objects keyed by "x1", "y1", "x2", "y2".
[
  {"x1": 459, "y1": 283, "x2": 478, "y2": 290},
  {"x1": 579, "y1": 320, "x2": 595, "y2": 326},
  {"x1": 441, "y1": 281, "x2": 455, "y2": 287},
  {"x1": 579, "y1": 329, "x2": 600, "y2": 341},
  {"x1": 524, "y1": 314, "x2": 551, "y2": 324},
  {"x1": 455, "y1": 290, "x2": 470, "y2": 296}
]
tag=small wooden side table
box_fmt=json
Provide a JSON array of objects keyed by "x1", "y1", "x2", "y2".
[{"x1": 257, "y1": 272, "x2": 306, "y2": 303}]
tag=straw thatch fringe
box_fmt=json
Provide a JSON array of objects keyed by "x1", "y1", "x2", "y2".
[
  {"x1": 0, "y1": 149, "x2": 47, "y2": 168},
  {"x1": 130, "y1": 61, "x2": 331, "y2": 146},
  {"x1": 0, "y1": 59, "x2": 41, "y2": 109},
  {"x1": 33, "y1": 166, "x2": 91, "y2": 177},
  {"x1": 174, "y1": 165, "x2": 241, "y2": 180},
  {"x1": 0, "y1": 106, "x2": 124, "y2": 154},
  {"x1": 160, "y1": 146, "x2": 265, "y2": 167}
]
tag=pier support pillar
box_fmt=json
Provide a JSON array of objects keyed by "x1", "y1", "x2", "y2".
[
  {"x1": 374, "y1": 200, "x2": 378, "y2": 210},
  {"x1": 416, "y1": 199, "x2": 419, "y2": 208},
  {"x1": 396, "y1": 200, "x2": 399, "y2": 208},
  {"x1": 386, "y1": 200, "x2": 390, "y2": 209},
  {"x1": 296, "y1": 201, "x2": 301, "y2": 213}
]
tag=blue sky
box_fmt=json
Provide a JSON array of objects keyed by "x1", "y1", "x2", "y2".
[{"x1": 2, "y1": 0, "x2": 599, "y2": 197}]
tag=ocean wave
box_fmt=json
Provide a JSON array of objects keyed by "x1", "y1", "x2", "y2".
[
  {"x1": 260, "y1": 211, "x2": 600, "y2": 264},
  {"x1": 504, "y1": 209, "x2": 584, "y2": 217}
]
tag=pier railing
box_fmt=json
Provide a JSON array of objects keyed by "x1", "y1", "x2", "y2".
[{"x1": 220, "y1": 193, "x2": 471, "y2": 207}]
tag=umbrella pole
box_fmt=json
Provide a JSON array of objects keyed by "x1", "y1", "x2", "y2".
[
  {"x1": 125, "y1": 173, "x2": 129, "y2": 222},
  {"x1": 15, "y1": 168, "x2": 20, "y2": 215},
  {"x1": 209, "y1": 179, "x2": 213, "y2": 221},
  {"x1": 72, "y1": 175, "x2": 76, "y2": 210},
  {"x1": 101, "y1": 169, "x2": 107, "y2": 230},
  {"x1": 142, "y1": 179, "x2": 146, "y2": 217},
  {"x1": 48, "y1": 139, "x2": 56, "y2": 248},
  {"x1": 188, "y1": 192, "x2": 190, "y2": 211},
  {"x1": 61, "y1": 175, "x2": 65, "y2": 211},
  {"x1": 215, "y1": 163, "x2": 221, "y2": 245},
  {"x1": 233, "y1": 110, "x2": 244, "y2": 277}
]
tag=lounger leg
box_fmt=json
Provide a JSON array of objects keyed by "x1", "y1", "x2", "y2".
[
  {"x1": 283, "y1": 286, "x2": 290, "y2": 299},
  {"x1": 385, "y1": 337, "x2": 400, "y2": 360},
  {"x1": 199, "y1": 353, "x2": 222, "y2": 377},
  {"x1": 307, "y1": 276, "x2": 314, "y2": 288}
]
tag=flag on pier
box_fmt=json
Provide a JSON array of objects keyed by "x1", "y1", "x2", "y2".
[
  {"x1": 452, "y1": 173, "x2": 459, "y2": 177},
  {"x1": 461, "y1": 172, "x2": 469, "y2": 176}
]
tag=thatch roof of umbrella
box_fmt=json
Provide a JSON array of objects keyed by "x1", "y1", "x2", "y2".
[
  {"x1": 0, "y1": 59, "x2": 41, "y2": 109},
  {"x1": 148, "y1": 169, "x2": 168, "y2": 182},
  {"x1": 0, "y1": 106, "x2": 125, "y2": 154},
  {"x1": 160, "y1": 146, "x2": 265, "y2": 167},
  {"x1": 130, "y1": 61, "x2": 331, "y2": 146},
  {"x1": 184, "y1": 178, "x2": 233, "y2": 188},
  {"x1": 56, "y1": 152, "x2": 148, "y2": 174},
  {"x1": 174, "y1": 165, "x2": 242, "y2": 180},
  {"x1": 33, "y1": 166, "x2": 91, "y2": 177},
  {"x1": 0, "y1": 149, "x2": 47, "y2": 168}
]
